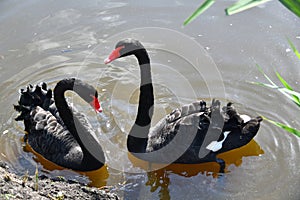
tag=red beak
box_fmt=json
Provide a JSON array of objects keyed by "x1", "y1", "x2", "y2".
[
  {"x1": 90, "y1": 95, "x2": 102, "y2": 113},
  {"x1": 104, "y1": 46, "x2": 124, "y2": 64}
]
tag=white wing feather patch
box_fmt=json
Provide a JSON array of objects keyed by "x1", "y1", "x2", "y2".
[
  {"x1": 240, "y1": 114, "x2": 251, "y2": 123},
  {"x1": 206, "y1": 131, "x2": 231, "y2": 152}
]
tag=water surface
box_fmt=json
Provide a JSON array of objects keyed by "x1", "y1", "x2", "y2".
[{"x1": 0, "y1": 1, "x2": 300, "y2": 199}]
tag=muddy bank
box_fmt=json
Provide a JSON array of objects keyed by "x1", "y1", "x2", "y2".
[{"x1": 0, "y1": 161, "x2": 119, "y2": 200}]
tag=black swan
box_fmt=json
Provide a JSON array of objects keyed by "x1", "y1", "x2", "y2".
[
  {"x1": 14, "y1": 78, "x2": 105, "y2": 171},
  {"x1": 105, "y1": 39, "x2": 262, "y2": 172}
]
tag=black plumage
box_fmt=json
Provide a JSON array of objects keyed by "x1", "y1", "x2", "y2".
[
  {"x1": 14, "y1": 78, "x2": 105, "y2": 171},
  {"x1": 105, "y1": 39, "x2": 262, "y2": 172}
]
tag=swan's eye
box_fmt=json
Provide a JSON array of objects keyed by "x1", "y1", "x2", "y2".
[{"x1": 89, "y1": 95, "x2": 102, "y2": 113}]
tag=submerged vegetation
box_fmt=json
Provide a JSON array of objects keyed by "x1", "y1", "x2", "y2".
[
  {"x1": 184, "y1": 0, "x2": 300, "y2": 25},
  {"x1": 252, "y1": 40, "x2": 300, "y2": 137}
]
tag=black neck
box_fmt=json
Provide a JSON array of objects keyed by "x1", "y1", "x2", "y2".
[
  {"x1": 128, "y1": 50, "x2": 154, "y2": 153},
  {"x1": 54, "y1": 79, "x2": 104, "y2": 168}
]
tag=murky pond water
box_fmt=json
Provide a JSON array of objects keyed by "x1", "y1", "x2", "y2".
[{"x1": 1, "y1": 0, "x2": 300, "y2": 199}]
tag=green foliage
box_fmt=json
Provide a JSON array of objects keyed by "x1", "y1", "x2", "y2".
[
  {"x1": 252, "y1": 40, "x2": 300, "y2": 137},
  {"x1": 34, "y1": 164, "x2": 38, "y2": 191},
  {"x1": 225, "y1": 0, "x2": 271, "y2": 16},
  {"x1": 0, "y1": 194, "x2": 15, "y2": 200},
  {"x1": 262, "y1": 116, "x2": 300, "y2": 137},
  {"x1": 184, "y1": 0, "x2": 300, "y2": 25},
  {"x1": 279, "y1": 0, "x2": 300, "y2": 17},
  {"x1": 183, "y1": 0, "x2": 215, "y2": 26},
  {"x1": 287, "y1": 38, "x2": 300, "y2": 59},
  {"x1": 252, "y1": 65, "x2": 300, "y2": 107}
]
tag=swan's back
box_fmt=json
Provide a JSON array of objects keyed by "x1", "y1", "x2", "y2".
[
  {"x1": 14, "y1": 83, "x2": 86, "y2": 169},
  {"x1": 147, "y1": 101, "x2": 210, "y2": 153},
  {"x1": 146, "y1": 99, "x2": 262, "y2": 164}
]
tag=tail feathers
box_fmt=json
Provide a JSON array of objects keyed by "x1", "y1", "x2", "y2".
[
  {"x1": 14, "y1": 82, "x2": 54, "y2": 121},
  {"x1": 241, "y1": 116, "x2": 262, "y2": 135},
  {"x1": 14, "y1": 105, "x2": 31, "y2": 121},
  {"x1": 256, "y1": 116, "x2": 263, "y2": 122},
  {"x1": 222, "y1": 103, "x2": 263, "y2": 131},
  {"x1": 222, "y1": 102, "x2": 243, "y2": 125}
]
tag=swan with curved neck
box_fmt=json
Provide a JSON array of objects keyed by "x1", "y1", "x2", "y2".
[
  {"x1": 105, "y1": 39, "x2": 262, "y2": 172},
  {"x1": 14, "y1": 78, "x2": 105, "y2": 171}
]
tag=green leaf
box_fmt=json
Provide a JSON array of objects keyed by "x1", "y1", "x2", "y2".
[
  {"x1": 262, "y1": 116, "x2": 300, "y2": 137},
  {"x1": 251, "y1": 81, "x2": 300, "y2": 107},
  {"x1": 276, "y1": 71, "x2": 294, "y2": 91},
  {"x1": 250, "y1": 81, "x2": 277, "y2": 88},
  {"x1": 279, "y1": 0, "x2": 300, "y2": 18},
  {"x1": 275, "y1": 71, "x2": 300, "y2": 105},
  {"x1": 287, "y1": 38, "x2": 300, "y2": 60},
  {"x1": 183, "y1": 0, "x2": 215, "y2": 26},
  {"x1": 253, "y1": 65, "x2": 300, "y2": 107},
  {"x1": 256, "y1": 64, "x2": 277, "y2": 86},
  {"x1": 251, "y1": 81, "x2": 299, "y2": 105},
  {"x1": 225, "y1": 0, "x2": 271, "y2": 16},
  {"x1": 35, "y1": 164, "x2": 38, "y2": 191},
  {"x1": 280, "y1": 88, "x2": 300, "y2": 98},
  {"x1": 278, "y1": 88, "x2": 300, "y2": 107}
]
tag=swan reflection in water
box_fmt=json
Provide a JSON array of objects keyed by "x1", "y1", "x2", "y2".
[
  {"x1": 23, "y1": 140, "x2": 109, "y2": 188},
  {"x1": 129, "y1": 139, "x2": 264, "y2": 200},
  {"x1": 22, "y1": 136, "x2": 263, "y2": 196}
]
